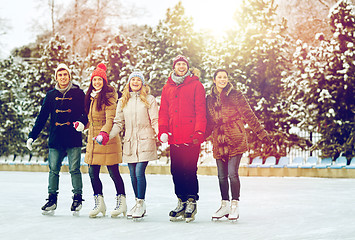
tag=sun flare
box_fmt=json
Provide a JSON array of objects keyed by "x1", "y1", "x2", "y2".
[{"x1": 188, "y1": 0, "x2": 243, "y2": 36}]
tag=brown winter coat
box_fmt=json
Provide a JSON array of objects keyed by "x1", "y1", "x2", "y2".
[
  {"x1": 206, "y1": 82, "x2": 267, "y2": 161},
  {"x1": 84, "y1": 91, "x2": 122, "y2": 166}
]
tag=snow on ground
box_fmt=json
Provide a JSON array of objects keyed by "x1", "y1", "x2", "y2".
[{"x1": 0, "y1": 171, "x2": 354, "y2": 240}]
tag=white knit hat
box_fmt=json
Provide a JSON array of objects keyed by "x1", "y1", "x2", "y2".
[
  {"x1": 55, "y1": 63, "x2": 71, "y2": 80},
  {"x1": 128, "y1": 71, "x2": 145, "y2": 85}
]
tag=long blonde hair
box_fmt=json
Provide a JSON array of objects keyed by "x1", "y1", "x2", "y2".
[{"x1": 120, "y1": 83, "x2": 151, "y2": 109}]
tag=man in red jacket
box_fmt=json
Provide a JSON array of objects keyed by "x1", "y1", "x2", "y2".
[{"x1": 158, "y1": 55, "x2": 207, "y2": 223}]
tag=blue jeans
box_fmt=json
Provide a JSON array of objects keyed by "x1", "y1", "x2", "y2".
[
  {"x1": 216, "y1": 154, "x2": 242, "y2": 201},
  {"x1": 48, "y1": 147, "x2": 82, "y2": 195},
  {"x1": 128, "y1": 162, "x2": 148, "y2": 199},
  {"x1": 88, "y1": 164, "x2": 125, "y2": 196}
]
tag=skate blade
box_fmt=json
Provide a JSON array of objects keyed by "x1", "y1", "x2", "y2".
[
  {"x1": 170, "y1": 215, "x2": 185, "y2": 222},
  {"x1": 185, "y1": 217, "x2": 195, "y2": 223},
  {"x1": 111, "y1": 212, "x2": 127, "y2": 218},
  {"x1": 42, "y1": 210, "x2": 55, "y2": 216},
  {"x1": 228, "y1": 216, "x2": 239, "y2": 223},
  {"x1": 132, "y1": 211, "x2": 146, "y2": 221},
  {"x1": 212, "y1": 214, "x2": 229, "y2": 221},
  {"x1": 72, "y1": 211, "x2": 80, "y2": 217}
]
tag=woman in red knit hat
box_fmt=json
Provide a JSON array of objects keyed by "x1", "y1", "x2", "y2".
[{"x1": 80, "y1": 63, "x2": 126, "y2": 218}]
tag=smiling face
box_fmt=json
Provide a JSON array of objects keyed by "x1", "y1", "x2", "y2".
[
  {"x1": 92, "y1": 76, "x2": 104, "y2": 91},
  {"x1": 213, "y1": 71, "x2": 229, "y2": 93},
  {"x1": 174, "y1": 61, "x2": 188, "y2": 76},
  {"x1": 56, "y1": 69, "x2": 70, "y2": 89},
  {"x1": 129, "y1": 77, "x2": 143, "y2": 92}
]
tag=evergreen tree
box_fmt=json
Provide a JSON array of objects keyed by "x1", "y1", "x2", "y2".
[
  {"x1": 0, "y1": 58, "x2": 32, "y2": 159},
  {"x1": 291, "y1": 0, "x2": 355, "y2": 159},
  {"x1": 220, "y1": 0, "x2": 310, "y2": 159},
  {"x1": 136, "y1": 1, "x2": 205, "y2": 97},
  {"x1": 85, "y1": 34, "x2": 137, "y2": 92}
]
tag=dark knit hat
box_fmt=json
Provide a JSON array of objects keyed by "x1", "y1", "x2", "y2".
[
  {"x1": 173, "y1": 55, "x2": 189, "y2": 69},
  {"x1": 91, "y1": 63, "x2": 107, "y2": 83}
]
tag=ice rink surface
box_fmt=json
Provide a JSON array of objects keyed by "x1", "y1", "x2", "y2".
[{"x1": 0, "y1": 171, "x2": 354, "y2": 240}]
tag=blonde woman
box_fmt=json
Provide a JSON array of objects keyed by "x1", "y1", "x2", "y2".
[{"x1": 110, "y1": 71, "x2": 159, "y2": 219}]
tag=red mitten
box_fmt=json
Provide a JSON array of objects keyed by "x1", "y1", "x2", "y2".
[{"x1": 95, "y1": 131, "x2": 109, "y2": 145}]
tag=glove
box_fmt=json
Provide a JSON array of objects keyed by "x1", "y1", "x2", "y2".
[
  {"x1": 73, "y1": 121, "x2": 84, "y2": 132},
  {"x1": 94, "y1": 131, "x2": 109, "y2": 145},
  {"x1": 158, "y1": 133, "x2": 171, "y2": 143},
  {"x1": 192, "y1": 131, "x2": 204, "y2": 145},
  {"x1": 26, "y1": 138, "x2": 34, "y2": 151}
]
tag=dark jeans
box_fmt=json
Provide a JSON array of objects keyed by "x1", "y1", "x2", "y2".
[
  {"x1": 48, "y1": 147, "x2": 82, "y2": 195},
  {"x1": 128, "y1": 162, "x2": 149, "y2": 199},
  {"x1": 216, "y1": 154, "x2": 242, "y2": 201},
  {"x1": 170, "y1": 144, "x2": 200, "y2": 201},
  {"x1": 88, "y1": 164, "x2": 125, "y2": 196}
]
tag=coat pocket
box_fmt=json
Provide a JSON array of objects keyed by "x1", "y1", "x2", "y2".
[
  {"x1": 122, "y1": 139, "x2": 132, "y2": 156},
  {"x1": 225, "y1": 121, "x2": 246, "y2": 145},
  {"x1": 138, "y1": 137, "x2": 156, "y2": 152}
]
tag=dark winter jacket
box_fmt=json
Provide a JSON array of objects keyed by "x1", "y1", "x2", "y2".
[
  {"x1": 159, "y1": 68, "x2": 207, "y2": 144},
  {"x1": 28, "y1": 84, "x2": 88, "y2": 149},
  {"x1": 206, "y1": 82, "x2": 267, "y2": 160}
]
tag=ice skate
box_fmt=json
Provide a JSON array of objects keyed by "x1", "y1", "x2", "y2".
[
  {"x1": 132, "y1": 199, "x2": 146, "y2": 221},
  {"x1": 228, "y1": 200, "x2": 239, "y2": 222},
  {"x1": 184, "y1": 198, "x2": 197, "y2": 223},
  {"x1": 212, "y1": 200, "x2": 230, "y2": 221},
  {"x1": 89, "y1": 194, "x2": 106, "y2": 218},
  {"x1": 41, "y1": 193, "x2": 57, "y2": 216},
  {"x1": 71, "y1": 194, "x2": 84, "y2": 216},
  {"x1": 126, "y1": 198, "x2": 137, "y2": 219},
  {"x1": 169, "y1": 198, "x2": 186, "y2": 222},
  {"x1": 111, "y1": 194, "x2": 127, "y2": 218}
]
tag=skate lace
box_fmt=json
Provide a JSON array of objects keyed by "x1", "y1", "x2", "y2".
[
  {"x1": 185, "y1": 201, "x2": 196, "y2": 213},
  {"x1": 174, "y1": 200, "x2": 184, "y2": 211},
  {"x1": 114, "y1": 197, "x2": 122, "y2": 210},
  {"x1": 93, "y1": 196, "x2": 100, "y2": 210}
]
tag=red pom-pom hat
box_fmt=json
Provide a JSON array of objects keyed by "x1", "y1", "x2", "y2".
[{"x1": 91, "y1": 63, "x2": 107, "y2": 83}]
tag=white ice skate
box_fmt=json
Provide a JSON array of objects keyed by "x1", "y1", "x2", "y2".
[
  {"x1": 228, "y1": 200, "x2": 239, "y2": 222},
  {"x1": 89, "y1": 194, "x2": 106, "y2": 218},
  {"x1": 111, "y1": 194, "x2": 127, "y2": 218},
  {"x1": 212, "y1": 200, "x2": 230, "y2": 221},
  {"x1": 132, "y1": 199, "x2": 146, "y2": 221}
]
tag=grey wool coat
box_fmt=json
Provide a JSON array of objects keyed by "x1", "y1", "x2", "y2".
[{"x1": 110, "y1": 92, "x2": 159, "y2": 163}]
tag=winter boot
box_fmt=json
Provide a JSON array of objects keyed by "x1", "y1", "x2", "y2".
[
  {"x1": 111, "y1": 194, "x2": 127, "y2": 218},
  {"x1": 132, "y1": 199, "x2": 146, "y2": 219},
  {"x1": 212, "y1": 200, "x2": 230, "y2": 220},
  {"x1": 228, "y1": 200, "x2": 239, "y2": 221},
  {"x1": 127, "y1": 198, "x2": 138, "y2": 218},
  {"x1": 89, "y1": 194, "x2": 106, "y2": 218},
  {"x1": 41, "y1": 193, "x2": 57, "y2": 215},
  {"x1": 184, "y1": 198, "x2": 197, "y2": 223},
  {"x1": 71, "y1": 194, "x2": 84, "y2": 215},
  {"x1": 169, "y1": 198, "x2": 186, "y2": 221}
]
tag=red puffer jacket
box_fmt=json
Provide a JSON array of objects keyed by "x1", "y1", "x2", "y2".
[{"x1": 159, "y1": 69, "x2": 207, "y2": 145}]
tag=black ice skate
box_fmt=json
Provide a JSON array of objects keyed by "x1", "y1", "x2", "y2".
[
  {"x1": 169, "y1": 198, "x2": 186, "y2": 222},
  {"x1": 41, "y1": 193, "x2": 57, "y2": 216},
  {"x1": 71, "y1": 194, "x2": 84, "y2": 216},
  {"x1": 184, "y1": 198, "x2": 197, "y2": 223}
]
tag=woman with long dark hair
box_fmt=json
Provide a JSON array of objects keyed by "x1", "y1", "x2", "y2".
[{"x1": 82, "y1": 63, "x2": 126, "y2": 218}]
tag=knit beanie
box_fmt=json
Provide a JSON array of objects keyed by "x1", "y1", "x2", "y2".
[
  {"x1": 55, "y1": 63, "x2": 71, "y2": 80},
  {"x1": 128, "y1": 71, "x2": 145, "y2": 85},
  {"x1": 91, "y1": 63, "x2": 107, "y2": 83},
  {"x1": 172, "y1": 55, "x2": 189, "y2": 69}
]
